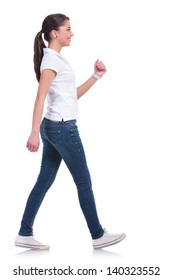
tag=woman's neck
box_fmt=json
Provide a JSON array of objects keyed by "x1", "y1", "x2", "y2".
[{"x1": 48, "y1": 41, "x2": 62, "y2": 53}]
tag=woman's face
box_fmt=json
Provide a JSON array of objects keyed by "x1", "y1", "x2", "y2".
[{"x1": 57, "y1": 20, "x2": 74, "y2": 47}]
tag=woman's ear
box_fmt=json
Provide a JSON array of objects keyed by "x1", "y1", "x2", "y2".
[{"x1": 51, "y1": 30, "x2": 58, "y2": 39}]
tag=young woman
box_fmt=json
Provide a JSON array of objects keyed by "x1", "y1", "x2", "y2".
[{"x1": 15, "y1": 13, "x2": 126, "y2": 250}]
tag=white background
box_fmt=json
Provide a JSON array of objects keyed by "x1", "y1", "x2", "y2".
[{"x1": 0, "y1": 0, "x2": 173, "y2": 279}]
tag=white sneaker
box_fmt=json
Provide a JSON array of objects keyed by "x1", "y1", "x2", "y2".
[
  {"x1": 15, "y1": 235, "x2": 50, "y2": 250},
  {"x1": 93, "y1": 229, "x2": 126, "y2": 249}
]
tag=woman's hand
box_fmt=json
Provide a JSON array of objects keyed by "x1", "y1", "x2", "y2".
[
  {"x1": 26, "y1": 132, "x2": 40, "y2": 152},
  {"x1": 94, "y1": 59, "x2": 107, "y2": 78}
]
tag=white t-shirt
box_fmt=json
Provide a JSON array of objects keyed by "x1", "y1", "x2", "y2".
[{"x1": 40, "y1": 48, "x2": 78, "y2": 121}]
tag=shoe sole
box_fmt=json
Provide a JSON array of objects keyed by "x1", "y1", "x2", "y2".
[
  {"x1": 93, "y1": 233, "x2": 126, "y2": 249},
  {"x1": 15, "y1": 242, "x2": 50, "y2": 250}
]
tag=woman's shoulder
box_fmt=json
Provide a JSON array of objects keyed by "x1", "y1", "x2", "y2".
[{"x1": 41, "y1": 49, "x2": 64, "y2": 73}]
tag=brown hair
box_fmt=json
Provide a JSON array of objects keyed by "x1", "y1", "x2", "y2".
[{"x1": 33, "y1": 13, "x2": 69, "y2": 81}]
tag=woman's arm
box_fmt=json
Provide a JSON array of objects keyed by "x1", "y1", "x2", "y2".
[
  {"x1": 26, "y1": 69, "x2": 56, "y2": 152},
  {"x1": 77, "y1": 59, "x2": 107, "y2": 99}
]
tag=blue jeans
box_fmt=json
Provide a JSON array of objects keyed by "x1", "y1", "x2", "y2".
[{"x1": 19, "y1": 118, "x2": 104, "y2": 239}]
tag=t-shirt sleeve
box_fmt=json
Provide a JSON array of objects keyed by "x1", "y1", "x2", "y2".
[{"x1": 40, "y1": 53, "x2": 60, "y2": 74}]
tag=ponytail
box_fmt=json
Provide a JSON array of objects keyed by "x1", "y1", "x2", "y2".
[{"x1": 33, "y1": 31, "x2": 46, "y2": 82}]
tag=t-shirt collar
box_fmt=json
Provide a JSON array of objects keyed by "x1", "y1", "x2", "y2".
[{"x1": 43, "y1": 48, "x2": 63, "y2": 58}]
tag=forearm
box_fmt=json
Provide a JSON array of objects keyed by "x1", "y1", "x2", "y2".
[
  {"x1": 77, "y1": 75, "x2": 98, "y2": 99},
  {"x1": 31, "y1": 96, "x2": 45, "y2": 134}
]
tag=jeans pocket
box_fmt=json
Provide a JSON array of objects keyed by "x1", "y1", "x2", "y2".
[{"x1": 68, "y1": 125, "x2": 83, "y2": 152}]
